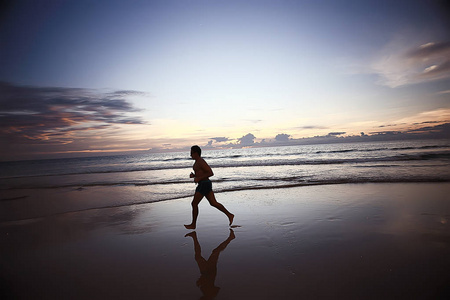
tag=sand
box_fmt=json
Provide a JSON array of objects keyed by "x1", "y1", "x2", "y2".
[{"x1": 1, "y1": 183, "x2": 450, "y2": 299}]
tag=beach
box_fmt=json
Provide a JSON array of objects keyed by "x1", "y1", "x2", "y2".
[
  {"x1": 2, "y1": 1, "x2": 450, "y2": 298},
  {"x1": 1, "y1": 183, "x2": 449, "y2": 299}
]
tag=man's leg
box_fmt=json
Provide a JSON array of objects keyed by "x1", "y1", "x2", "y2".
[
  {"x1": 185, "y1": 231, "x2": 207, "y2": 269},
  {"x1": 205, "y1": 191, "x2": 234, "y2": 226},
  {"x1": 185, "y1": 192, "x2": 203, "y2": 229},
  {"x1": 209, "y1": 229, "x2": 235, "y2": 262}
]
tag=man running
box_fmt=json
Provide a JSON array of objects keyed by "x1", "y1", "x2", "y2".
[{"x1": 184, "y1": 145, "x2": 234, "y2": 229}]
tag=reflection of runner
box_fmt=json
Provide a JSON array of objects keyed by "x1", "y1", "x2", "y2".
[
  {"x1": 185, "y1": 230, "x2": 235, "y2": 300},
  {"x1": 185, "y1": 145, "x2": 234, "y2": 230}
]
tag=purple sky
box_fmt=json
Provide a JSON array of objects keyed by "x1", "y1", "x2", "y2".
[{"x1": 1, "y1": 0, "x2": 449, "y2": 160}]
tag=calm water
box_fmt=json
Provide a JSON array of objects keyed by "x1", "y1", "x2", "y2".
[{"x1": 1, "y1": 139, "x2": 449, "y2": 218}]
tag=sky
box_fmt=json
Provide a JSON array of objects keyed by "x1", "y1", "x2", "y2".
[{"x1": 1, "y1": 0, "x2": 450, "y2": 160}]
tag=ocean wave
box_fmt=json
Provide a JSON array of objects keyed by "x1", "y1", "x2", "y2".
[
  {"x1": 2, "y1": 171, "x2": 450, "y2": 191},
  {"x1": 0, "y1": 164, "x2": 191, "y2": 180},
  {"x1": 2, "y1": 150, "x2": 449, "y2": 180},
  {"x1": 213, "y1": 177, "x2": 450, "y2": 193},
  {"x1": 314, "y1": 145, "x2": 449, "y2": 154},
  {"x1": 203, "y1": 154, "x2": 243, "y2": 159},
  {"x1": 394, "y1": 152, "x2": 450, "y2": 161},
  {"x1": 187, "y1": 144, "x2": 450, "y2": 159},
  {"x1": 161, "y1": 157, "x2": 190, "y2": 162},
  {"x1": 0, "y1": 179, "x2": 193, "y2": 190},
  {"x1": 315, "y1": 149, "x2": 356, "y2": 154}
]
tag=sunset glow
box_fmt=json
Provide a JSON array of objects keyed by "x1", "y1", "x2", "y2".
[{"x1": 1, "y1": 0, "x2": 449, "y2": 160}]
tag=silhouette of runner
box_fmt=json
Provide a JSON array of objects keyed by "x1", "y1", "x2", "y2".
[
  {"x1": 185, "y1": 145, "x2": 234, "y2": 229},
  {"x1": 185, "y1": 230, "x2": 235, "y2": 299}
]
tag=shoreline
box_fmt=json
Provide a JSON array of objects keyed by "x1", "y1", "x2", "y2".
[
  {"x1": 1, "y1": 182, "x2": 450, "y2": 299},
  {"x1": 1, "y1": 180, "x2": 450, "y2": 223}
]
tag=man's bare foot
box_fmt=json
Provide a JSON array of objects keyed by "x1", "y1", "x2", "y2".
[
  {"x1": 228, "y1": 214, "x2": 234, "y2": 226},
  {"x1": 184, "y1": 224, "x2": 196, "y2": 230}
]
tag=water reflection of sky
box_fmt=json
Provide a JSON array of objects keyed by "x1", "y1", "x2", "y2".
[{"x1": 1, "y1": 183, "x2": 449, "y2": 298}]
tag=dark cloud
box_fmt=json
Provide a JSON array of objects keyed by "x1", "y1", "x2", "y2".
[
  {"x1": 379, "y1": 124, "x2": 396, "y2": 128},
  {"x1": 413, "y1": 120, "x2": 444, "y2": 125},
  {"x1": 204, "y1": 123, "x2": 449, "y2": 152},
  {"x1": 369, "y1": 123, "x2": 450, "y2": 139},
  {"x1": 368, "y1": 130, "x2": 401, "y2": 136},
  {"x1": 107, "y1": 90, "x2": 147, "y2": 97},
  {"x1": 407, "y1": 122, "x2": 450, "y2": 134},
  {"x1": 238, "y1": 133, "x2": 256, "y2": 146},
  {"x1": 327, "y1": 132, "x2": 346, "y2": 136},
  {"x1": 275, "y1": 133, "x2": 291, "y2": 142},
  {"x1": 0, "y1": 82, "x2": 145, "y2": 143}
]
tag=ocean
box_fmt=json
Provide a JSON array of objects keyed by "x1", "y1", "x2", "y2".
[{"x1": 1, "y1": 139, "x2": 449, "y2": 221}]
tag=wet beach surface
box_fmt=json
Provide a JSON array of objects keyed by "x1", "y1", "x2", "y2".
[{"x1": 1, "y1": 183, "x2": 449, "y2": 299}]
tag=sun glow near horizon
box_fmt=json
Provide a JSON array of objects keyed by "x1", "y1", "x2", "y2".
[{"x1": 0, "y1": 0, "x2": 449, "y2": 160}]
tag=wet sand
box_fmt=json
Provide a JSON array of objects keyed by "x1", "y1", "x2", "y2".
[{"x1": 1, "y1": 183, "x2": 450, "y2": 299}]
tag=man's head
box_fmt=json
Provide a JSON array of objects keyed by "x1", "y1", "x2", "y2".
[{"x1": 191, "y1": 145, "x2": 202, "y2": 158}]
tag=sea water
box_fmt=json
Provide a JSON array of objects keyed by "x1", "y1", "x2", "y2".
[{"x1": 1, "y1": 139, "x2": 449, "y2": 220}]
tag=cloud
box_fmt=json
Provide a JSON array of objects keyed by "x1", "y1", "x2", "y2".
[
  {"x1": 407, "y1": 122, "x2": 450, "y2": 135},
  {"x1": 406, "y1": 42, "x2": 450, "y2": 59},
  {"x1": 327, "y1": 132, "x2": 346, "y2": 137},
  {"x1": 378, "y1": 123, "x2": 405, "y2": 128},
  {"x1": 237, "y1": 133, "x2": 256, "y2": 146},
  {"x1": 0, "y1": 82, "x2": 145, "y2": 144},
  {"x1": 209, "y1": 137, "x2": 230, "y2": 143},
  {"x1": 419, "y1": 60, "x2": 450, "y2": 80},
  {"x1": 370, "y1": 40, "x2": 450, "y2": 87},
  {"x1": 296, "y1": 125, "x2": 328, "y2": 130},
  {"x1": 413, "y1": 121, "x2": 442, "y2": 125},
  {"x1": 107, "y1": 90, "x2": 147, "y2": 97},
  {"x1": 163, "y1": 119, "x2": 450, "y2": 155},
  {"x1": 275, "y1": 133, "x2": 291, "y2": 142}
]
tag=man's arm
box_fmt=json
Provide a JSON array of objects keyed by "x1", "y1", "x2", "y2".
[{"x1": 194, "y1": 159, "x2": 214, "y2": 183}]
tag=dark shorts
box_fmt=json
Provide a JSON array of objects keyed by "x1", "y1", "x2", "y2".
[{"x1": 195, "y1": 180, "x2": 212, "y2": 196}]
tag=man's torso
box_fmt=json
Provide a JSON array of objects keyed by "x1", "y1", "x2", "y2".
[{"x1": 193, "y1": 158, "x2": 209, "y2": 180}]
